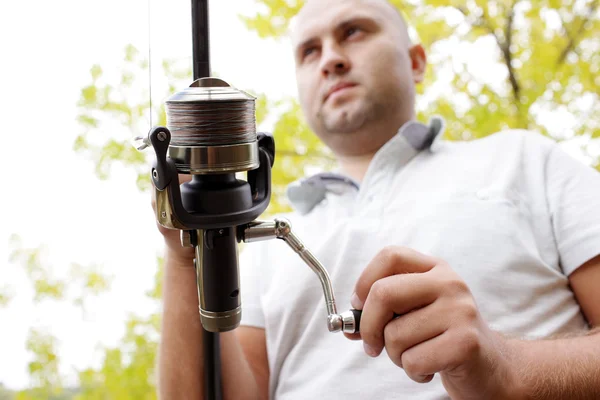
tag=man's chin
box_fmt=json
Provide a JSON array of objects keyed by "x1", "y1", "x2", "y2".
[
  {"x1": 316, "y1": 96, "x2": 369, "y2": 130},
  {"x1": 322, "y1": 109, "x2": 367, "y2": 134}
]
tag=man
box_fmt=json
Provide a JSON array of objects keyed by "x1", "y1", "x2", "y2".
[{"x1": 156, "y1": 0, "x2": 600, "y2": 399}]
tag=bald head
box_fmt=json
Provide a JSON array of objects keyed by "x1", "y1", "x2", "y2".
[{"x1": 291, "y1": 0, "x2": 411, "y2": 46}]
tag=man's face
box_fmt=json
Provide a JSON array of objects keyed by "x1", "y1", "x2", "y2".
[{"x1": 291, "y1": 0, "x2": 425, "y2": 156}]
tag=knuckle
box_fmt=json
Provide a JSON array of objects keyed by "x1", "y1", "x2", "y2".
[
  {"x1": 401, "y1": 351, "x2": 426, "y2": 378},
  {"x1": 460, "y1": 327, "x2": 482, "y2": 357},
  {"x1": 378, "y1": 246, "x2": 397, "y2": 264},
  {"x1": 383, "y1": 320, "x2": 405, "y2": 349},
  {"x1": 378, "y1": 245, "x2": 404, "y2": 264},
  {"x1": 435, "y1": 259, "x2": 450, "y2": 271},
  {"x1": 444, "y1": 276, "x2": 470, "y2": 296},
  {"x1": 369, "y1": 280, "x2": 390, "y2": 304},
  {"x1": 460, "y1": 299, "x2": 479, "y2": 322}
]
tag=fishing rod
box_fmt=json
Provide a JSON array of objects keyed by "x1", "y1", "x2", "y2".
[{"x1": 136, "y1": 1, "x2": 363, "y2": 398}]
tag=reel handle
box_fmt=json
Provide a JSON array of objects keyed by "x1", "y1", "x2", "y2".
[{"x1": 240, "y1": 218, "x2": 363, "y2": 334}]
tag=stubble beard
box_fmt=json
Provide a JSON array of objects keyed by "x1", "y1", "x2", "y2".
[
  {"x1": 313, "y1": 90, "x2": 408, "y2": 156},
  {"x1": 318, "y1": 96, "x2": 376, "y2": 134}
]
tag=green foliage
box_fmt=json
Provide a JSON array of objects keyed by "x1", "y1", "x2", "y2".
[
  {"x1": 75, "y1": 45, "x2": 191, "y2": 191},
  {"x1": 14, "y1": 330, "x2": 79, "y2": 400},
  {"x1": 75, "y1": 314, "x2": 159, "y2": 400},
  {"x1": 21, "y1": 330, "x2": 62, "y2": 396},
  {"x1": 239, "y1": 1, "x2": 302, "y2": 38},
  {"x1": 9, "y1": 235, "x2": 65, "y2": 303},
  {"x1": 0, "y1": 383, "x2": 16, "y2": 400},
  {"x1": 7, "y1": 235, "x2": 163, "y2": 399},
  {"x1": 69, "y1": 263, "x2": 113, "y2": 310},
  {"x1": 6, "y1": 235, "x2": 115, "y2": 398},
  {"x1": 8, "y1": 235, "x2": 113, "y2": 310},
  {"x1": 0, "y1": 287, "x2": 13, "y2": 307},
  {"x1": 73, "y1": 258, "x2": 164, "y2": 399}
]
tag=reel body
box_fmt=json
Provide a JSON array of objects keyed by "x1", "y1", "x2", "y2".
[
  {"x1": 147, "y1": 78, "x2": 274, "y2": 332},
  {"x1": 140, "y1": 78, "x2": 360, "y2": 335}
]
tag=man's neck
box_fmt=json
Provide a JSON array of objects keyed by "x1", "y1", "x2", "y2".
[
  {"x1": 337, "y1": 152, "x2": 377, "y2": 183},
  {"x1": 331, "y1": 116, "x2": 416, "y2": 182}
]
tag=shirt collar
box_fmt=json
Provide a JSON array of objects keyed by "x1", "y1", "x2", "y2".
[{"x1": 286, "y1": 116, "x2": 446, "y2": 215}]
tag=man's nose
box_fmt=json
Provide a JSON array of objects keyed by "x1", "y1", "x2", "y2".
[{"x1": 320, "y1": 44, "x2": 350, "y2": 77}]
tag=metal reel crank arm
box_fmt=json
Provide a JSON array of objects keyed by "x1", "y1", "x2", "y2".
[{"x1": 238, "y1": 217, "x2": 363, "y2": 334}]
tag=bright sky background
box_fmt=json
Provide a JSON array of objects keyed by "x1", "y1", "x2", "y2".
[
  {"x1": 0, "y1": 0, "x2": 594, "y2": 391},
  {"x1": 0, "y1": 0, "x2": 298, "y2": 390}
]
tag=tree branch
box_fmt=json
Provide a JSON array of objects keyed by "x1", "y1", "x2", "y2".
[
  {"x1": 456, "y1": 6, "x2": 498, "y2": 39},
  {"x1": 556, "y1": 0, "x2": 599, "y2": 66},
  {"x1": 502, "y1": 2, "x2": 520, "y2": 102},
  {"x1": 456, "y1": 2, "x2": 521, "y2": 102}
]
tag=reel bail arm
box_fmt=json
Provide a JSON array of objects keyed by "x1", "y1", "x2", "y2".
[{"x1": 239, "y1": 217, "x2": 362, "y2": 334}]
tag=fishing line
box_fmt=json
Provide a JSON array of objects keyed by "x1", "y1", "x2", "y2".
[{"x1": 148, "y1": 0, "x2": 153, "y2": 129}]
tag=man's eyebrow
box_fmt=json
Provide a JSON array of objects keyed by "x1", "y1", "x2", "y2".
[
  {"x1": 294, "y1": 14, "x2": 380, "y2": 55},
  {"x1": 337, "y1": 15, "x2": 381, "y2": 31},
  {"x1": 295, "y1": 37, "x2": 319, "y2": 55}
]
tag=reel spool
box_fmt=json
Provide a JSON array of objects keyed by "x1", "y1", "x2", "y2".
[{"x1": 165, "y1": 77, "x2": 260, "y2": 175}]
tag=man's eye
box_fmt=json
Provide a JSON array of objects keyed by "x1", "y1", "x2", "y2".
[
  {"x1": 346, "y1": 26, "x2": 361, "y2": 37},
  {"x1": 303, "y1": 47, "x2": 316, "y2": 58}
]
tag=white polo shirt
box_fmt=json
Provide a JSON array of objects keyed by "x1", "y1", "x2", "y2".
[{"x1": 239, "y1": 118, "x2": 600, "y2": 400}]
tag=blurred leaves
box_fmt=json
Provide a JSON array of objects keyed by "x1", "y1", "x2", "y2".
[
  {"x1": 75, "y1": 44, "x2": 191, "y2": 191},
  {"x1": 73, "y1": 258, "x2": 163, "y2": 400},
  {"x1": 69, "y1": 263, "x2": 112, "y2": 311},
  {"x1": 75, "y1": 314, "x2": 159, "y2": 400},
  {"x1": 0, "y1": 384, "x2": 16, "y2": 400},
  {"x1": 6, "y1": 242, "x2": 164, "y2": 399},
  {"x1": 9, "y1": 235, "x2": 65, "y2": 303},
  {"x1": 239, "y1": 0, "x2": 303, "y2": 38},
  {"x1": 8, "y1": 234, "x2": 113, "y2": 310},
  {"x1": 14, "y1": 330, "x2": 65, "y2": 400},
  {"x1": 0, "y1": 287, "x2": 13, "y2": 307},
  {"x1": 22, "y1": 331, "x2": 62, "y2": 395}
]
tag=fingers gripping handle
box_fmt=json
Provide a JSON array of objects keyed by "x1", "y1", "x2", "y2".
[
  {"x1": 340, "y1": 309, "x2": 402, "y2": 335},
  {"x1": 241, "y1": 218, "x2": 362, "y2": 334}
]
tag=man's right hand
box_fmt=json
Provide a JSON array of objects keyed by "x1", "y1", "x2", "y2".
[{"x1": 151, "y1": 173, "x2": 195, "y2": 263}]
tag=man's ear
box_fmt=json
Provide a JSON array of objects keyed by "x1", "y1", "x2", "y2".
[{"x1": 409, "y1": 44, "x2": 427, "y2": 83}]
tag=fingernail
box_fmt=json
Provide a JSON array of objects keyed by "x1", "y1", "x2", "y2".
[
  {"x1": 351, "y1": 292, "x2": 363, "y2": 309},
  {"x1": 363, "y1": 342, "x2": 379, "y2": 357}
]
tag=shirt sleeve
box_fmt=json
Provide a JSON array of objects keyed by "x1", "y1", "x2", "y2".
[
  {"x1": 546, "y1": 142, "x2": 600, "y2": 276},
  {"x1": 238, "y1": 242, "x2": 267, "y2": 329}
]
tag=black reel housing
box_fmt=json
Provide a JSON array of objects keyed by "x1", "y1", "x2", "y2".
[{"x1": 149, "y1": 126, "x2": 275, "y2": 230}]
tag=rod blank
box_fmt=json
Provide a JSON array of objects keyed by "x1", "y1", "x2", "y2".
[{"x1": 192, "y1": 0, "x2": 210, "y2": 79}]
